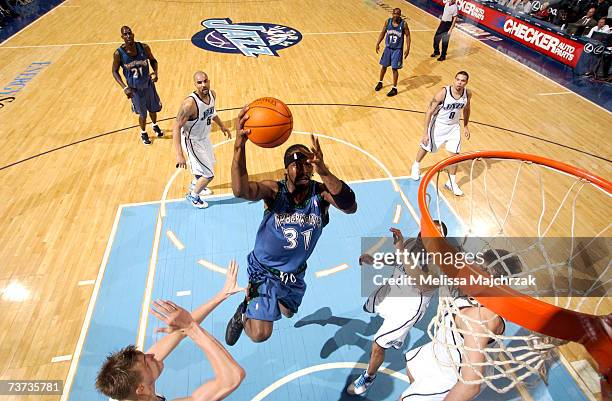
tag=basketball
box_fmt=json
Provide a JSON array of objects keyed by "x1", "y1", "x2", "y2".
[{"x1": 244, "y1": 97, "x2": 293, "y2": 148}]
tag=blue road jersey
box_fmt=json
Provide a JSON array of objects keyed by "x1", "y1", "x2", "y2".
[
  {"x1": 385, "y1": 18, "x2": 404, "y2": 50},
  {"x1": 252, "y1": 181, "x2": 329, "y2": 273},
  {"x1": 117, "y1": 42, "x2": 151, "y2": 90}
]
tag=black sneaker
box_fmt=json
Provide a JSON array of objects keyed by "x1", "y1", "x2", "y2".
[
  {"x1": 374, "y1": 82, "x2": 383, "y2": 91},
  {"x1": 430, "y1": 51, "x2": 440, "y2": 57},
  {"x1": 152, "y1": 125, "x2": 164, "y2": 137},
  {"x1": 437, "y1": 55, "x2": 446, "y2": 61},
  {"x1": 141, "y1": 132, "x2": 152, "y2": 145},
  {"x1": 225, "y1": 301, "x2": 246, "y2": 346},
  {"x1": 386, "y1": 87, "x2": 398, "y2": 97}
]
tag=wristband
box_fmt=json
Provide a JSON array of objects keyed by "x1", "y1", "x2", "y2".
[{"x1": 122, "y1": 86, "x2": 129, "y2": 91}]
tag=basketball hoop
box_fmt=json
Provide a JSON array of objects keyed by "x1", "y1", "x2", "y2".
[{"x1": 417, "y1": 150, "x2": 611, "y2": 395}]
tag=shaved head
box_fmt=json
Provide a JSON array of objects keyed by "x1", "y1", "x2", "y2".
[{"x1": 193, "y1": 71, "x2": 208, "y2": 82}]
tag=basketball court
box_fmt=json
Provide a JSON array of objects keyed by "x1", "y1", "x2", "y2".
[{"x1": 0, "y1": 1, "x2": 610, "y2": 400}]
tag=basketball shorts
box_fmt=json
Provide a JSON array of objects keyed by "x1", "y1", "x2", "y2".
[
  {"x1": 131, "y1": 82, "x2": 162, "y2": 116},
  {"x1": 369, "y1": 286, "x2": 431, "y2": 349},
  {"x1": 245, "y1": 252, "x2": 307, "y2": 322},
  {"x1": 380, "y1": 47, "x2": 403, "y2": 69},
  {"x1": 181, "y1": 135, "x2": 215, "y2": 178},
  {"x1": 421, "y1": 120, "x2": 461, "y2": 154},
  {"x1": 401, "y1": 341, "x2": 460, "y2": 400}
]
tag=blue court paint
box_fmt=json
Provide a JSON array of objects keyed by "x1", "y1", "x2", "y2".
[
  {"x1": 68, "y1": 204, "x2": 158, "y2": 401},
  {"x1": 403, "y1": 0, "x2": 612, "y2": 111},
  {"x1": 69, "y1": 179, "x2": 587, "y2": 401}
]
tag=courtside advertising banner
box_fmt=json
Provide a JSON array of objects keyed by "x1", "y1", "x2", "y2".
[{"x1": 431, "y1": 0, "x2": 584, "y2": 67}]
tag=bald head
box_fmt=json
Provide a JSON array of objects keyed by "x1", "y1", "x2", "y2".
[
  {"x1": 193, "y1": 71, "x2": 208, "y2": 82},
  {"x1": 193, "y1": 71, "x2": 211, "y2": 97}
]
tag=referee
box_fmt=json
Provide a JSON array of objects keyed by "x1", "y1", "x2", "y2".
[{"x1": 431, "y1": 0, "x2": 458, "y2": 61}]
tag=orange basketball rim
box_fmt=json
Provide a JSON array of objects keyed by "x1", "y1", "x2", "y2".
[{"x1": 417, "y1": 150, "x2": 612, "y2": 394}]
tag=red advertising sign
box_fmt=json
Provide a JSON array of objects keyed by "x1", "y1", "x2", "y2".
[{"x1": 430, "y1": 0, "x2": 583, "y2": 67}]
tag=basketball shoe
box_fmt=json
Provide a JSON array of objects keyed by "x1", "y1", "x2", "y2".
[
  {"x1": 347, "y1": 370, "x2": 376, "y2": 396},
  {"x1": 141, "y1": 132, "x2": 151, "y2": 145},
  {"x1": 186, "y1": 193, "x2": 209, "y2": 208},
  {"x1": 225, "y1": 301, "x2": 246, "y2": 346},
  {"x1": 152, "y1": 125, "x2": 164, "y2": 137},
  {"x1": 444, "y1": 180, "x2": 464, "y2": 196}
]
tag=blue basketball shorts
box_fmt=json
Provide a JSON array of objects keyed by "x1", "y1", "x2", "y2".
[
  {"x1": 245, "y1": 252, "x2": 307, "y2": 322},
  {"x1": 131, "y1": 81, "x2": 162, "y2": 116},
  {"x1": 379, "y1": 47, "x2": 403, "y2": 70}
]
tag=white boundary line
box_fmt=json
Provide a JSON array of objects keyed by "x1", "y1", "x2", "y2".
[
  {"x1": 0, "y1": 30, "x2": 438, "y2": 50},
  {"x1": 59, "y1": 205, "x2": 124, "y2": 401},
  {"x1": 314, "y1": 263, "x2": 350, "y2": 278},
  {"x1": 536, "y1": 92, "x2": 573, "y2": 96},
  {"x1": 250, "y1": 362, "x2": 410, "y2": 401}
]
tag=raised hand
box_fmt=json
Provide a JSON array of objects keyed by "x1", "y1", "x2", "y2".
[
  {"x1": 151, "y1": 300, "x2": 194, "y2": 334},
  {"x1": 234, "y1": 105, "x2": 251, "y2": 148},
  {"x1": 307, "y1": 134, "x2": 329, "y2": 175},
  {"x1": 359, "y1": 254, "x2": 375, "y2": 266},
  {"x1": 220, "y1": 260, "x2": 246, "y2": 298},
  {"x1": 389, "y1": 227, "x2": 405, "y2": 249}
]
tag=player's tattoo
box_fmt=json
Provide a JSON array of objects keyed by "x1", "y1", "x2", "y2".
[{"x1": 176, "y1": 104, "x2": 191, "y2": 123}]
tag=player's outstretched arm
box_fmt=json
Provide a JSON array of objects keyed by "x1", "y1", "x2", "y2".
[
  {"x1": 146, "y1": 261, "x2": 246, "y2": 362},
  {"x1": 173, "y1": 98, "x2": 196, "y2": 169},
  {"x1": 231, "y1": 106, "x2": 278, "y2": 202},
  {"x1": 307, "y1": 134, "x2": 357, "y2": 214},
  {"x1": 151, "y1": 297, "x2": 245, "y2": 401}
]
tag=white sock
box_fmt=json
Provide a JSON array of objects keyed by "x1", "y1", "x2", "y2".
[
  {"x1": 450, "y1": 174, "x2": 457, "y2": 185},
  {"x1": 378, "y1": 80, "x2": 382, "y2": 83},
  {"x1": 364, "y1": 371, "x2": 375, "y2": 379},
  {"x1": 393, "y1": 86, "x2": 397, "y2": 89},
  {"x1": 413, "y1": 161, "x2": 420, "y2": 168},
  {"x1": 141, "y1": 129, "x2": 147, "y2": 135},
  {"x1": 190, "y1": 191, "x2": 198, "y2": 197},
  {"x1": 152, "y1": 123, "x2": 158, "y2": 127}
]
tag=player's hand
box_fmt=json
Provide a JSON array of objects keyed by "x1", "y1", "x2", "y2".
[
  {"x1": 222, "y1": 126, "x2": 233, "y2": 139},
  {"x1": 308, "y1": 134, "x2": 329, "y2": 176},
  {"x1": 464, "y1": 126, "x2": 470, "y2": 140},
  {"x1": 151, "y1": 300, "x2": 194, "y2": 334},
  {"x1": 421, "y1": 133, "x2": 430, "y2": 146},
  {"x1": 234, "y1": 105, "x2": 251, "y2": 149},
  {"x1": 404, "y1": 50, "x2": 410, "y2": 59},
  {"x1": 124, "y1": 87, "x2": 134, "y2": 99},
  {"x1": 359, "y1": 254, "x2": 375, "y2": 266},
  {"x1": 376, "y1": 43, "x2": 380, "y2": 54},
  {"x1": 176, "y1": 154, "x2": 187, "y2": 169},
  {"x1": 220, "y1": 260, "x2": 246, "y2": 299},
  {"x1": 389, "y1": 227, "x2": 405, "y2": 249},
  {"x1": 150, "y1": 72, "x2": 158, "y2": 83}
]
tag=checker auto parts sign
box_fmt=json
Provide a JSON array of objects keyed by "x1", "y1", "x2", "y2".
[{"x1": 192, "y1": 18, "x2": 302, "y2": 57}]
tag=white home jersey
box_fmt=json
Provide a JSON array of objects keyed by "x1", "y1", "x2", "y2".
[
  {"x1": 434, "y1": 86, "x2": 467, "y2": 125},
  {"x1": 181, "y1": 92, "x2": 216, "y2": 140}
]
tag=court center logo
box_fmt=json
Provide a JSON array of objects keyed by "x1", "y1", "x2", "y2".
[{"x1": 192, "y1": 18, "x2": 302, "y2": 57}]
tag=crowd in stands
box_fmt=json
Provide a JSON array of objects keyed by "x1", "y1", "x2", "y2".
[
  {"x1": 495, "y1": 0, "x2": 610, "y2": 36},
  {"x1": 0, "y1": 0, "x2": 21, "y2": 28}
]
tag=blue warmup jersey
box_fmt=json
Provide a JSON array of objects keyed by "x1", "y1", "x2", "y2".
[
  {"x1": 385, "y1": 18, "x2": 404, "y2": 50},
  {"x1": 117, "y1": 42, "x2": 151, "y2": 90},
  {"x1": 252, "y1": 181, "x2": 329, "y2": 273}
]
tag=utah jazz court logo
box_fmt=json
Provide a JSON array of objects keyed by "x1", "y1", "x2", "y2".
[{"x1": 191, "y1": 18, "x2": 302, "y2": 57}]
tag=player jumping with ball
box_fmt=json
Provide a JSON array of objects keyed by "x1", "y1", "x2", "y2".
[{"x1": 225, "y1": 106, "x2": 357, "y2": 346}]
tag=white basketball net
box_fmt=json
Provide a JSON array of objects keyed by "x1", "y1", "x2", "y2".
[{"x1": 425, "y1": 156, "x2": 611, "y2": 393}]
